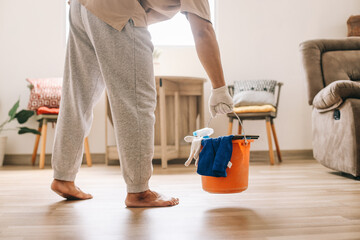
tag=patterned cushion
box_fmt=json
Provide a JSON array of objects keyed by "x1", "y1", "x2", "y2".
[
  {"x1": 27, "y1": 78, "x2": 62, "y2": 110},
  {"x1": 233, "y1": 80, "x2": 277, "y2": 107}
]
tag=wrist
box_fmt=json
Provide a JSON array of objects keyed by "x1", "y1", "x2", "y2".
[
  {"x1": 211, "y1": 82, "x2": 226, "y2": 89},
  {"x1": 212, "y1": 85, "x2": 228, "y2": 93}
]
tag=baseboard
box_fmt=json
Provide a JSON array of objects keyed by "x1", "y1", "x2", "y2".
[
  {"x1": 3, "y1": 154, "x2": 106, "y2": 166},
  {"x1": 3, "y1": 150, "x2": 314, "y2": 166},
  {"x1": 250, "y1": 149, "x2": 314, "y2": 162}
]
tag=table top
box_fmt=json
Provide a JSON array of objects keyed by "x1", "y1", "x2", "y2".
[{"x1": 155, "y1": 76, "x2": 207, "y2": 84}]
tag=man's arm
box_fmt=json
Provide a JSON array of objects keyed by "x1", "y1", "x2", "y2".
[
  {"x1": 187, "y1": 13, "x2": 225, "y2": 89},
  {"x1": 187, "y1": 12, "x2": 233, "y2": 117}
]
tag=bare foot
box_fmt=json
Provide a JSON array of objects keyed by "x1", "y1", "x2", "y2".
[
  {"x1": 51, "y1": 179, "x2": 93, "y2": 200},
  {"x1": 125, "y1": 190, "x2": 179, "y2": 208}
]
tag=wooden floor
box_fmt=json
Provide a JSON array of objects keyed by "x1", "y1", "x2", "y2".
[{"x1": 0, "y1": 160, "x2": 360, "y2": 240}]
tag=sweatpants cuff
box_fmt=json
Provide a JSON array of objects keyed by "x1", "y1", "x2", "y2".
[
  {"x1": 127, "y1": 182, "x2": 149, "y2": 193},
  {"x1": 53, "y1": 171, "x2": 77, "y2": 182}
]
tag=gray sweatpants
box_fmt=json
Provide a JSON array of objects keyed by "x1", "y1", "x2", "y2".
[{"x1": 51, "y1": 0, "x2": 156, "y2": 193}]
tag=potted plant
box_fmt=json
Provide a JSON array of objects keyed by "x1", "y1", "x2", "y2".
[
  {"x1": 153, "y1": 48, "x2": 162, "y2": 76},
  {"x1": 0, "y1": 99, "x2": 40, "y2": 166}
]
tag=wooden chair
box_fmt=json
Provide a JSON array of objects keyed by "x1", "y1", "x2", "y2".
[
  {"x1": 31, "y1": 114, "x2": 92, "y2": 169},
  {"x1": 227, "y1": 82, "x2": 283, "y2": 165}
]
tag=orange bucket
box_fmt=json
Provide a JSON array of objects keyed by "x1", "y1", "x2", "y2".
[{"x1": 201, "y1": 139, "x2": 253, "y2": 194}]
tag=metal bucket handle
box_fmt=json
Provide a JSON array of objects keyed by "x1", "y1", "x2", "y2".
[{"x1": 207, "y1": 110, "x2": 248, "y2": 145}]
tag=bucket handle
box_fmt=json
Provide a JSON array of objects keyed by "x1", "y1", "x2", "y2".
[{"x1": 207, "y1": 110, "x2": 248, "y2": 145}]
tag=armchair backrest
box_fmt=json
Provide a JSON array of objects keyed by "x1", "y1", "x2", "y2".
[{"x1": 299, "y1": 38, "x2": 360, "y2": 105}]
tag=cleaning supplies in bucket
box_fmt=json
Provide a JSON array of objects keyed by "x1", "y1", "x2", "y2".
[
  {"x1": 201, "y1": 138, "x2": 254, "y2": 193},
  {"x1": 186, "y1": 134, "x2": 257, "y2": 194},
  {"x1": 196, "y1": 135, "x2": 234, "y2": 177},
  {"x1": 184, "y1": 127, "x2": 214, "y2": 167},
  {"x1": 193, "y1": 127, "x2": 214, "y2": 137},
  {"x1": 184, "y1": 111, "x2": 258, "y2": 194}
]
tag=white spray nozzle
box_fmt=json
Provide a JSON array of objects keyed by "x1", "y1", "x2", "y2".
[{"x1": 192, "y1": 127, "x2": 214, "y2": 137}]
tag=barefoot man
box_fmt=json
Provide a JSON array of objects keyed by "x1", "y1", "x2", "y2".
[{"x1": 51, "y1": 0, "x2": 233, "y2": 207}]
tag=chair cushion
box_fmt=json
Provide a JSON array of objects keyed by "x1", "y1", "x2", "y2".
[
  {"x1": 36, "y1": 106, "x2": 60, "y2": 115},
  {"x1": 312, "y1": 80, "x2": 360, "y2": 112},
  {"x1": 233, "y1": 80, "x2": 277, "y2": 107},
  {"x1": 233, "y1": 105, "x2": 276, "y2": 113},
  {"x1": 27, "y1": 78, "x2": 62, "y2": 110}
]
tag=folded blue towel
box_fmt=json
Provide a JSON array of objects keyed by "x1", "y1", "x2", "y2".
[{"x1": 197, "y1": 135, "x2": 234, "y2": 177}]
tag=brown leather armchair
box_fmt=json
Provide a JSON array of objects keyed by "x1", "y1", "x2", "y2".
[{"x1": 300, "y1": 38, "x2": 360, "y2": 178}]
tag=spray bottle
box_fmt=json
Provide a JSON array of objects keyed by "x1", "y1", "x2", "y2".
[{"x1": 193, "y1": 127, "x2": 214, "y2": 138}]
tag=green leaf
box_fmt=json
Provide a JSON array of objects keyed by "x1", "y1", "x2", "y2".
[
  {"x1": 18, "y1": 127, "x2": 41, "y2": 135},
  {"x1": 8, "y1": 100, "x2": 20, "y2": 121},
  {"x1": 15, "y1": 110, "x2": 35, "y2": 124}
]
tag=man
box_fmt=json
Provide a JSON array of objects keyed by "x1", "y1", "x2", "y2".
[{"x1": 51, "y1": 0, "x2": 233, "y2": 207}]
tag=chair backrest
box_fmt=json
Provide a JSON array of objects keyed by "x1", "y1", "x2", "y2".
[
  {"x1": 299, "y1": 38, "x2": 360, "y2": 105},
  {"x1": 228, "y1": 81, "x2": 283, "y2": 112}
]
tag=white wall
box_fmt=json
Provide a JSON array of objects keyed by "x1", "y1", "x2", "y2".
[
  {"x1": 0, "y1": 0, "x2": 359, "y2": 154},
  {"x1": 0, "y1": 0, "x2": 65, "y2": 154},
  {"x1": 157, "y1": 0, "x2": 360, "y2": 151}
]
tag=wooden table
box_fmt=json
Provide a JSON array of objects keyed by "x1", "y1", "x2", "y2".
[
  {"x1": 154, "y1": 76, "x2": 206, "y2": 168},
  {"x1": 105, "y1": 76, "x2": 206, "y2": 168}
]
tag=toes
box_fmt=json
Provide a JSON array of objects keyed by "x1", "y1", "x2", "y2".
[
  {"x1": 75, "y1": 187, "x2": 93, "y2": 199},
  {"x1": 85, "y1": 193, "x2": 93, "y2": 199},
  {"x1": 74, "y1": 191, "x2": 93, "y2": 200},
  {"x1": 169, "y1": 198, "x2": 179, "y2": 206},
  {"x1": 125, "y1": 190, "x2": 179, "y2": 207},
  {"x1": 52, "y1": 182, "x2": 93, "y2": 200},
  {"x1": 162, "y1": 196, "x2": 179, "y2": 206},
  {"x1": 65, "y1": 193, "x2": 92, "y2": 200}
]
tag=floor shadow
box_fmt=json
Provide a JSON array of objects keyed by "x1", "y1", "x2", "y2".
[
  {"x1": 46, "y1": 199, "x2": 86, "y2": 214},
  {"x1": 199, "y1": 207, "x2": 266, "y2": 238},
  {"x1": 42, "y1": 200, "x2": 88, "y2": 239},
  {"x1": 120, "y1": 207, "x2": 153, "y2": 239},
  {"x1": 45, "y1": 198, "x2": 95, "y2": 220},
  {"x1": 329, "y1": 171, "x2": 360, "y2": 180},
  {"x1": 125, "y1": 207, "x2": 150, "y2": 214}
]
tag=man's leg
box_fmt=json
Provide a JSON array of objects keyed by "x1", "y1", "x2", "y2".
[
  {"x1": 51, "y1": 0, "x2": 104, "y2": 200},
  {"x1": 79, "y1": 5, "x2": 178, "y2": 206}
]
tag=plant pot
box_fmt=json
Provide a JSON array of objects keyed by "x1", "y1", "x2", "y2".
[
  {"x1": 0, "y1": 136, "x2": 7, "y2": 167},
  {"x1": 154, "y1": 61, "x2": 161, "y2": 76}
]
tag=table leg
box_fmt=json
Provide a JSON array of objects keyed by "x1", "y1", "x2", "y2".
[{"x1": 159, "y1": 81, "x2": 168, "y2": 168}]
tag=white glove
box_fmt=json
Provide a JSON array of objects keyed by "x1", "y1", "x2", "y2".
[
  {"x1": 184, "y1": 136, "x2": 203, "y2": 167},
  {"x1": 209, "y1": 85, "x2": 234, "y2": 118}
]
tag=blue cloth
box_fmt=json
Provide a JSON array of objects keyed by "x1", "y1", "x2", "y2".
[{"x1": 197, "y1": 135, "x2": 234, "y2": 177}]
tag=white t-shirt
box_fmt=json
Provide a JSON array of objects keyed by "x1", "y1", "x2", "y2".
[{"x1": 78, "y1": 0, "x2": 211, "y2": 31}]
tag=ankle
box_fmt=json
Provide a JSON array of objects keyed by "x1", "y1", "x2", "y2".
[
  {"x1": 52, "y1": 179, "x2": 75, "y2": 187},
  {"x1": 54, "y1": 178, "x2": 74, "y2": 182},
  {"x1": 126, "y1": 190, "x2": 152, "y2": 200}
]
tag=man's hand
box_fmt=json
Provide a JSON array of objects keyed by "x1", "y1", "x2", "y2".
[{"x1": 209, "y1": 86, "x2": 234, "y2": 118}]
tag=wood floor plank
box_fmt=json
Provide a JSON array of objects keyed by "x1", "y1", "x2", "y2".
[{"x1": 0, "y1": 160, "x2": 359, "y2": 240}]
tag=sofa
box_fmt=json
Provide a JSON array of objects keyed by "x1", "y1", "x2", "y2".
[{"x1": 300, "y1": 38, "x2": 360, "y2": 178}]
